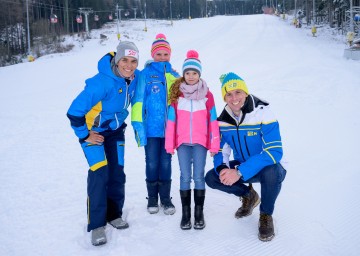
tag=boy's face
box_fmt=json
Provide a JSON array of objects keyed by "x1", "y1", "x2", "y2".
[
  {"x1": 153, "y1": 50, "x2": 170, "y2": 62},
  {"x1": 117, "y1": 57, "x2": 138, "y2": 78}
]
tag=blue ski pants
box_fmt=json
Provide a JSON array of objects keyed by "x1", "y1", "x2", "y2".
[
  {"x1": 80, "y1": 123, "x2": 127, "y2": 232},
  {"x1": 205, "y1": 161, "x2": 286, "y2": 215}
]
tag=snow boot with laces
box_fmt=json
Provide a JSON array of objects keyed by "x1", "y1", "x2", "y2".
[
  {"x1": 235, "y1": 183, "x2": 260, "y2": 218},
  {"x1": 258, "y1": 213, "x2": 275, "y2": 242}
]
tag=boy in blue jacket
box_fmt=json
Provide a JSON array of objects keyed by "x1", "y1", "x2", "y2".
[
  {"x1": 67, "y1": 41, "x2": 140, "y2": 246},
  {"x1": 131, "y1": 34, "x2": 179, "y2": 215}
]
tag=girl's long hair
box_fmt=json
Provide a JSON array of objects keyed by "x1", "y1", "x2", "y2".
[{"x1": 169, "y1": 77, "x2": 185, "y2": 104}]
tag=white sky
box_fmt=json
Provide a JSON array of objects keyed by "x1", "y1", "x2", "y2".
[{"x1": 0, "y1": 14, "x2": 359, "y2": 256}]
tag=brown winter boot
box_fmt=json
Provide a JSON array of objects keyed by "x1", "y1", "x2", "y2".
[
  {"x1": 235, "y1": 184, "x2": 260, "y2": 218},
  {"x1": 258, "y1": 213, "x2": 275, "y2": 242}
]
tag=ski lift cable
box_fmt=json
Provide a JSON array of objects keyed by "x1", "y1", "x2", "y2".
[{"x1": 0, "y1": 0, "x2": 133, "y2": 17}]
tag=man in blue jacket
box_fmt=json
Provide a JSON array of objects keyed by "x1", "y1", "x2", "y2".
[
  {"x1": 205, "y1": 72, "x2": 287, "y2": 242},
  {"x1": 67, "y1": 41, "x2": 140, "y2": 246}
]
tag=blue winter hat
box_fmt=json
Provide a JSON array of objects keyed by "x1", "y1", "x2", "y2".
[{"x1": 182, "y1": 50, "x2": 202, "y2": 76}]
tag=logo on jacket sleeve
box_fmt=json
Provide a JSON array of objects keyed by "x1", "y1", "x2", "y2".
[{"x1": 247, "y1": 131, "x2": 258, "y2": 136}]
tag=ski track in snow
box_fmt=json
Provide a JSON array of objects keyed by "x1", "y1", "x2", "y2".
[{"x1": 0, "y1": 15, "x2": 359, "y2": 256}]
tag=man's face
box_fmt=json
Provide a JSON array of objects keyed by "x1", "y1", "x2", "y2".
[{"x1": 224, "y1": 89, "x2": 247, "y2": 113}]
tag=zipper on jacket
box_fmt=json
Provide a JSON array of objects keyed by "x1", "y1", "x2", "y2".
[
  {"x1": 234, "y1": 129, "x2": 245, "y2": 161},
  {"x1": 124, "y1": 80, "x2": 130, "y2": 109},
  {"x1": 163, "y1": 65, "x2": 168, "y2": 136},
  {"x1": 235, "y1": 114, "x2": 247, "y2": 162},
  {"x1": 243, "y1": 135, "x2": 250, "y2": 156},
  {"x1": 190, "y1": 99, "x2": 193, "y2": 144},
  {"x1": 231, "y1": 136, "x2": 240, "y2": 156}
]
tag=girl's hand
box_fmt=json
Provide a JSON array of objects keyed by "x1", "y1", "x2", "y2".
[{"x1": 210, "y1": 152, "x2": 216, "y2": 157}]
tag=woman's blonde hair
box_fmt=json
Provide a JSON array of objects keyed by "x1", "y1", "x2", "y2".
[{"x1": 169, "y1": 77, "x2": 185, "y2": 104}]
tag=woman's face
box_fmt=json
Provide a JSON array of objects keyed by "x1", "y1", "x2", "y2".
[
  {"x1": 224, "y1": 89, "x2": 247, "y2": 114},
  {"x1": 184, "y1": 70, "x2": 200, "y2": 85},
  {"x1": 117, "y1": 57, "x2": 138, "y2": 77},
  {"x1": 153, "y1": 50, "x2": 170, "y2": 62}
]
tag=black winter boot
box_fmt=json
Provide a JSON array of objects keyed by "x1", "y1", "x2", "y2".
[
  {"x1": 159, "y1": 180, "x2": 176, "y2": 215},
  {"x1": 180, "y1": 190, "x2": 191, "y2": 230},
  {"x1": 146, "y1": 180, "x2": 159, "y2": 214},
  {"x1": 258, "y1": 213, "x2": 275, "y2": 242},
  {"x1": 193, "y1": 189, "x2": 205, "y2": 230},
  {"x1": 235, "y1": 183, "x2": 260, "y2": 218}
]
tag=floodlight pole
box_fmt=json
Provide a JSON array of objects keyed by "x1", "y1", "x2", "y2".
[
  {"x1": 26, "y1": 0, "x2": 31, "y2": 55},
  {"x1": 133, "y1": 8, "x2": 137, "y2": 20},
  {"x1": 206, "y1": 0, "x2": 208, "y2": 17},
  {"x1": 144, "y1": 0, "x2": 148, "y2": 31},
  {"x1": 170, "y1": 0, "x2": 173, "y2": 25},
  {"x1": 312, "y1": 0, "x2": 316, "y2": 25},
  {"x1": 189, "y1": 0, "x2": 191, "y2": 20},
  {"x1": 349, "y1": 0, "x2": 354, "y2": 32}
]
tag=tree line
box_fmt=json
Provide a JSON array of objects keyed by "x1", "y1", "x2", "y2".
[{"x1": 0, "y1": 0, "x2": 359, "y2": 66}]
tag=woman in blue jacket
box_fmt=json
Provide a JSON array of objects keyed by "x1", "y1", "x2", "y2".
[
  {"x1": 205, "y1": 72, "x2": 287, "y2": 242},
  {"x1": 67, "y1": 41, "x2": 140, "y2": 246},
  {"x1": 131, "y1": 34, "x2": 179, "y2": 215}
]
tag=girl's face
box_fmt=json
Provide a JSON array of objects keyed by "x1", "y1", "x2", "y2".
[
  {"x1": 184, "y1": 71, "x2": 200, "y2": 85},
  {"x1": 153, "y1": 50, "x2": 170, "y2": 62},
  {"x1": 117, "y1": 57, "x2": 138, "y2": 77},
  {"x1": 224, "y1": 89, "x2": 247, "y2": 114}
]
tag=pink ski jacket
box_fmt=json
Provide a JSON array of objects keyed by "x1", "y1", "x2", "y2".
[{"x1": 165, "y1": 90, "x2": 220, "y2": 154}]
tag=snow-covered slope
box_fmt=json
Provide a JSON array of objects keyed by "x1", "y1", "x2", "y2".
[{"x1": 0, "y1": 15, "x2": 359, "y2": 256}]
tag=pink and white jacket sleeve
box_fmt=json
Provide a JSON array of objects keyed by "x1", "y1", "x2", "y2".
[{"x1": 165, "y1": 103, "x2": 177, "y2": 154}]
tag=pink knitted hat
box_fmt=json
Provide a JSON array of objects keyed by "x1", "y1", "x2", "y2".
[{"x1": 151, "y1": 33, "x2": 171, "y2": 58}]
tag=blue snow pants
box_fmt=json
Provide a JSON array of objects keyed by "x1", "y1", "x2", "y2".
[
  {"x1": 80, "y1": 123, "x2": 127, "y2": 232},
  {"x1": 205, "y1": 161, "x2": 286, "y2": 215}
]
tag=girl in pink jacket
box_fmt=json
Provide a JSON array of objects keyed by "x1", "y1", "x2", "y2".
[{"x1": 165, "y1": 50, "x2": 220, "y2": 230}]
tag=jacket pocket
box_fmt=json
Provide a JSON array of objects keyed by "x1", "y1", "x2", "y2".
[
  {"x1": 117, "y1": 141, "x2": 125, "y2": 166},
  {"x1": 81, "y1": 142, "x2": 107, "y2": 171}
]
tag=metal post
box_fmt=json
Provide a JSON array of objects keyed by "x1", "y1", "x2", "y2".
[
  {"x1": 133, "y1": 8, "x2": 137, "y2": 20},
  {"x1": 349, "y1": 0, "x2": 354, "y2": 32},
  {"x1": 206, "y1": 0, "x2": 208, "y2": 17},
  {"x1": 312, "y1": 0, "x2": 315, "y2": 25},
  {"x1": 189, "y1": 0, "x2": 191, "y2": 20},
  {"x1": 144, "y1": 0, "x2": 147, "y2": 31},
  {"x1": 283, "y1": 0, "x2": 285, "y2": 13},
  {"x1": 116, "y1": 4, "x2": 120, "y2": 40},
  {"x1": 26, "y1": 0, "x2": 31, "y2": 55},
  {"x1": 170, "y1": 0, "x2": 173, "y2": 25},
  {"x1": 79, "y1": 8, "x2": 93, "y2": 36}
]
